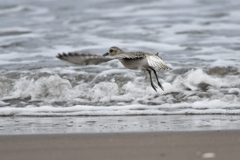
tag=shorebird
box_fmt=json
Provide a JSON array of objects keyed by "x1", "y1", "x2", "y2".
[{"x1": 57, "y1": 46, "x2": 172, "y2": 91}]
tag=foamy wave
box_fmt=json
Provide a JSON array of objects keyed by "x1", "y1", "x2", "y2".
[
  {"x1": 0, "y1": 67, "x2": 239, "y2": 116},
  {"x1": 8, "y1": 74, "x2": 78, "y2": 100},
  {"x1": 0, "y1": 102, "x2": 239, "y2": 117}
]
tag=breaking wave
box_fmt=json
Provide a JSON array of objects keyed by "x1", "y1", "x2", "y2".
[{"x1": 0, "y1": 66, "x2": 239, "y2": 116}]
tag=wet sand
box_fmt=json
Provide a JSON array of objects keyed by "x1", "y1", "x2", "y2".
[{"x1": 0, "y1": 130, "x2": 240, "y2": 160}]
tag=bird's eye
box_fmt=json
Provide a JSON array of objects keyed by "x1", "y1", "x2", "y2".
[{"x1": 109, "y1": 49, "x2": 113, "y2": 53}]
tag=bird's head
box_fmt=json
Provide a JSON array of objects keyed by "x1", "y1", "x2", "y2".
[{"x1": 103, "y1": 46, "x2": 123, "y2": 57}]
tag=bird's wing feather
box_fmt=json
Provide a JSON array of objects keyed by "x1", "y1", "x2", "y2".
[
  {"x1": 114, "y1": 52, "x2": 146, "y2": 59},
  {"x1": 147, "y1": 55, "x2": 172, "y2": 71},
  {"x1": 57, "y1": 52, "x2": 114, "y2": 65}
]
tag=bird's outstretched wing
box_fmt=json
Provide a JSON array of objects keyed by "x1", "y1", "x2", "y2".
[{"x1": 57, "y1": 52, "x2": 114, "y2": 65}]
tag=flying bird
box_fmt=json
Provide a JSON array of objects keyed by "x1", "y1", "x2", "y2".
[{"x1": 57, "y1": 46, "x2": 172, "y2": 91}]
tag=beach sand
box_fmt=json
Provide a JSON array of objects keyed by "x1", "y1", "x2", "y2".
[{"x1": 0, "y1": 130, "x2": 240, "y2": 160}]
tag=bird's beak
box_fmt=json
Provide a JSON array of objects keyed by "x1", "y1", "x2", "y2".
[{"x1": 103, "y1": 52, "x2": 109, "y2": 56}]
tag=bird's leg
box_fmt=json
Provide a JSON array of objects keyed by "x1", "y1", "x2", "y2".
[
  {"x1": 146, "y1": 69, "x2": 157, "y2": 92},
  {"x1": 149, "y1": 67, "x2": 164, "y2": 91}
]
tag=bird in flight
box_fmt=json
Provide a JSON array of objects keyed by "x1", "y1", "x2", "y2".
[{"x1": 57, "y1": 46, "x2": 172, "y2": 91}]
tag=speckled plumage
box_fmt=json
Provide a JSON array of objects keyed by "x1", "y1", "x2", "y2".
[{"x1": 57, "y1": 46, "x2": 172, "y2": 91}]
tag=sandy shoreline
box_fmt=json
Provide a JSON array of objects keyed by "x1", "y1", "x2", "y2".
[{"x1": 0, "y1": 130, "x2": 240, "y2": 160}]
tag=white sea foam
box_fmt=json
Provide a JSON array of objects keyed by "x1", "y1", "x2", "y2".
[
  {"x1": 0, "y1": 102, "x2": 239, "y2": 117},
  {"x1": 0, "y1": 67, "x2": 239, "y2": 116},
  {"x1": 9, "y1": 74, "x2": 75, "y2": 100},
  {"x1": 211, "y1": 59, "x2": 239, "y2": 67}
]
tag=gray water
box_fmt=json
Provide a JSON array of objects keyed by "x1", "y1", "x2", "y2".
[
  {"x1": 0, "y1": 0, "x2": 240, "y2": 133},
  {"x1": 1, "y1": 115, "x2": 240, "y2": 134}
]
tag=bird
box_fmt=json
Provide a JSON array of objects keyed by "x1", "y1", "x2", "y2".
[{"x1": 57, "y1": 46, "x2": 172, "y2": 91}]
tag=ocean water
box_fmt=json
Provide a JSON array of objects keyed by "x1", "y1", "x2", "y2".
[
  {"x1": 0, "y1": 0, "x2": 240, "y2": 119},
  {"x1": 1, "y1": 115, "x2": 240, "y2": 134}
]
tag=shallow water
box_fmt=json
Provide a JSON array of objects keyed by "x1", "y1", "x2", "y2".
[
  {"x1": 0, "y1": 0, "x2": 240, "y2": 118},
  {"x1": 1, "y1": 115, "x2": 240, "y2": 134}
]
